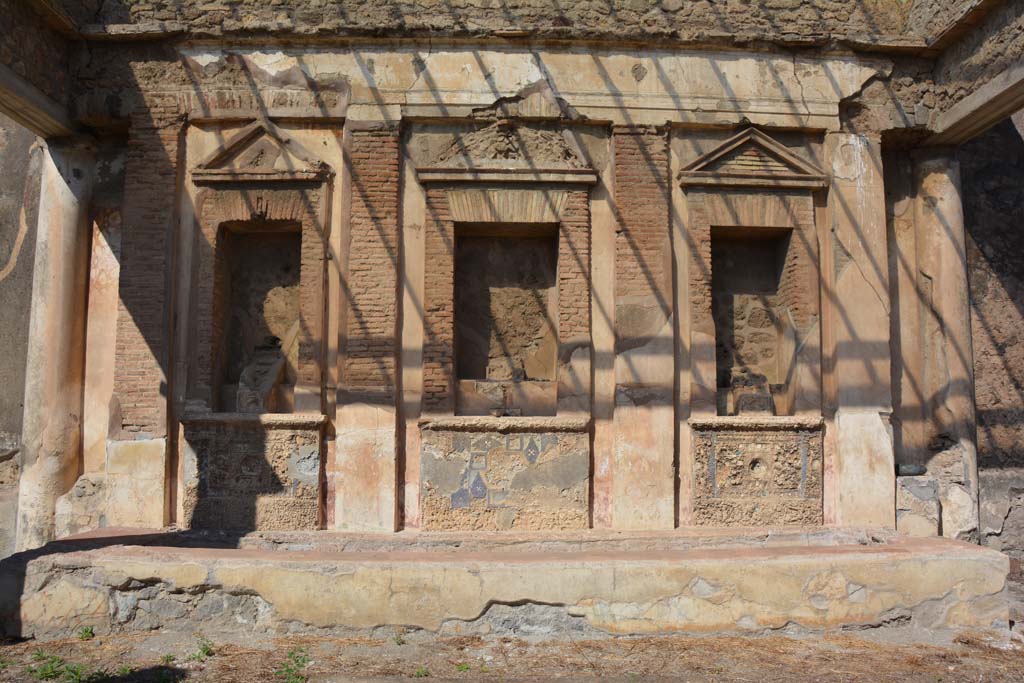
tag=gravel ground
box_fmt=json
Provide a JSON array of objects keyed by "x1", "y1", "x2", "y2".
[{"x1": 1, "y1": 627, "x2": 1022, "y2": 683}]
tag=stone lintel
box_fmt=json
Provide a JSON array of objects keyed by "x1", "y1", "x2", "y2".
[
  {"x1": 0, "y1": 62, "x2": 77, "y2": 139},
  {"x1": 689, "y1": 415, "x2": 824, "y2": 431},
  {"x1": 678, "y1": 174, "x2": 827, "y2": 189},
  {"x1": 416, "y1": 168, "x2": 598, "y2": 185},
  {"x1": 419, "y1": 415, "x2": 590, "y2": 433},
  {"x1": 180, "y1": 412, "x2": 328, "y2": 430},
  {"x1": 930, "y1": 57, "x2": 1024, "y2": 145}
]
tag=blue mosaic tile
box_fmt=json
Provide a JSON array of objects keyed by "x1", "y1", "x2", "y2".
[
  {"x1": 451, "y1": 488, "x2": 470, "y2": 509},
  {"x1": 524, "y1": 437, "x2": 540, "y2": 463},
  {"x1": 471, "y1": 435, "x2": 501, "y2": 453},
  {"x1": 470, "y1": 472, "x2": 488, "y2": 498}
]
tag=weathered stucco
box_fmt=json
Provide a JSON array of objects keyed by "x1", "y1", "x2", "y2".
[{"x1": 0, "y1": 532, "x2": 1007, "y2": 640}]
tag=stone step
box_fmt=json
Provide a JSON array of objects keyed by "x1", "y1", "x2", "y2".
[{"x1": 0, "y1": 530, "x2": 1009, "y2": 642}]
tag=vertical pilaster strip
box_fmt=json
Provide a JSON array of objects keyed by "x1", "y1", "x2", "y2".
[
  {"x1": 824, "y1": 132, "x2": 895, "y2": 528},
  {"x1": 399, "y1": 143, "x2": 426, "y2": 527},
  {"x1": 913, "y1": 150, "x2": 978, "y2": 540},
  {"x1": 16, "y1": 141, "x2": 93, "y2": 551},
  {"x1": 333, "y1": 123, "x2": 402, "y2": 531},
  {"x1": 589, "y1": 137, "x2": 617, "y2": 529},
  {"x1": 610, "y1": 125, "x2": 675, "y2": 529},
  {"x1": 421, "y1": 187, "x2": 455, "y2": 414}
]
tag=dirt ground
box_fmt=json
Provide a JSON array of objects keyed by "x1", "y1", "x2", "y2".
[{"x1": 1, "y1": 627, "x2": 1023, "y2": 683}]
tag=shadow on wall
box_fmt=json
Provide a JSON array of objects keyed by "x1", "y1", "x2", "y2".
[
  {"x1": 962, "y1": 114, "x2": 1024, "y2": 561},
  {"x1": 76, "y1": 8, "x2": 898, "y2": 541},
  {"x1": 0, "y1": 112, "x2": 43, "y2": 560}
]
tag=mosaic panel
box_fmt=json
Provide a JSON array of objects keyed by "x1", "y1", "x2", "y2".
[{"x1": 421, "y1": 429, "x2": 589, "y2": 531}]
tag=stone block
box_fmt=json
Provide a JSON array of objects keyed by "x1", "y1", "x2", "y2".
[
  {"x1": 332, "y1": 402, "x2": 398, "y2": 531},
  {"x1": 612, "y1": 391, "x2": 675, "y2": 529},
  {"x1": 834, "y1": 410, "x2": 895, "y2": 528},
  {"x1": 55, "y1": 474, "x2": 107, "y2": 538},
  {"x1": 896, "y1": 475, "x2": 940, "y2": 537},
  {"x1": 104, "y1": 438, "x2": 167, "y2": 529}
]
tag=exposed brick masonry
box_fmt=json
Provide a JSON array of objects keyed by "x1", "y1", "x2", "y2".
[
  {"x1": 613, "y1": 127, "x2": 672, "y2": 338},
  {"x1": 112, "y1": 101, "x2": 182, "y2": 436},
  {"x1": 341, "y1": 128, "x2": 401, "y2": 399}
]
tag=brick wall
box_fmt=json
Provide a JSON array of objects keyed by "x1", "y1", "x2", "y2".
[
  {"x1": 422, "y1": 187, "x2": 455, "y2": 412},
  {"x1": 559, "y1": 190, "x2": 592, "y2": 342},
  {"x1": 613, "y1": 126, "x2": 672, "y2": 336},
  {"x1": 113, "y1": 101, "x2": 182, "y2": 436},
  {"x1": 341, "y1": 128, "x2": 400, "y2": 399}
]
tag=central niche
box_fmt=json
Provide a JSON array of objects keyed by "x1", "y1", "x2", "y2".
[
  {"x1": 222, "y1": 221, "x2": 302, "y2": 411},
  {"x1": 711, "y1": 225, "x2": 794, "y2": 415},
  {"x1": 454, "y1": 224, "x2": 559, "y2": 416}
]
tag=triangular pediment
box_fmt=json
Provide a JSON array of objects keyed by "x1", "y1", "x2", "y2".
[
  {"x1": 192, "y1": 120, "x2": 332, "y2": 183},
  {"x1": 434, "y1": 122, "x2": 589, "y2": 171},
  {"x1": 679, "y1": 128, "x2": 827, "y2": 190}
]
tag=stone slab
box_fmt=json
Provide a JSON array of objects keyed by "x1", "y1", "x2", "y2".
[
  {"x1": 0, "y1": 531, "x2": 1008, "y2": 641},
  {"x1": 834, "y1": 411, "x2": 896, "y2": 528}
]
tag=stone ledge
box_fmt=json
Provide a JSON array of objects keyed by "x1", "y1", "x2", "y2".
[
  {"x1": 419, "y1": 415, "x2": 590, "y2": 433},
  {"x1": 689, "y1": 415, "x2": 824, "y2": 430},
  {"x1": 0, "y1": 534, "x2": 1008, "y2": 641},
  {"x1": 180, "y1": 412, "x2": 327, "y2": 429}
]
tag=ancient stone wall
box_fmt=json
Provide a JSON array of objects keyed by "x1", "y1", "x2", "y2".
[
  {"x1": 962, "y1": 115, "x2": 1024, "y2": 561},
  {"x1": 907, "y1": 0, "x2": 985, "y2": 43},
  {"x1": 0, "y1": 0, "x2": 71, "y2": 106},
  {"x1": 934, "y1": 0, "x2": 1024, "y2": 116},
  {"x1": 86, "y1": 0, "x2": 909, "y2": 44},
  {"x1": 0, "y1": 113, "x2": 41, "y2": 557}
]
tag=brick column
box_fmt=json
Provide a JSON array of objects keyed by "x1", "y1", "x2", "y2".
[
  {"x1": 16, "y1": 141, "x2": 93, "y2": 551},
  {"x1": 332, "y1": 123, "x2": 402, "y2": 531}
]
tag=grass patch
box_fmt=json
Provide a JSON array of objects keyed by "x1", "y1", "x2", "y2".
[{"x1": 275, "y1": 647, "x2": 311, "y2": 683}]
